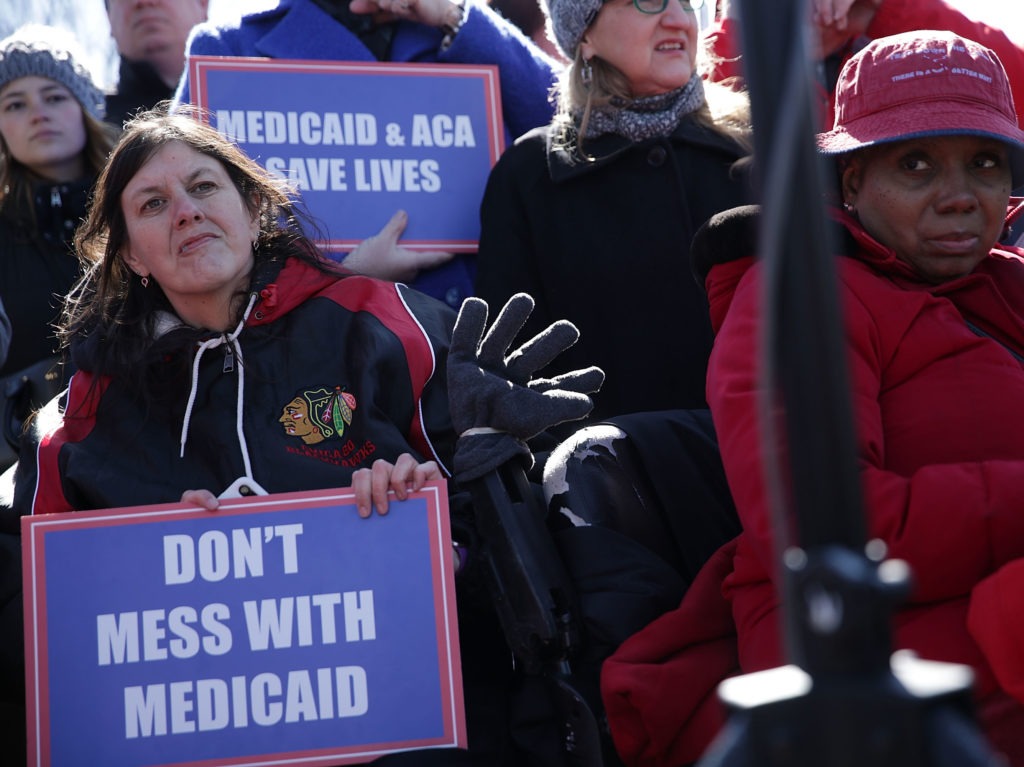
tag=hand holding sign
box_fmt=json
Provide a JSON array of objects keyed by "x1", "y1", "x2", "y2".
[
  {"x1": 23, "y1": 483, "x2": 465, "y2": 766},
  {"x1": 179, "y1": 453, "x2": 441, "y2": 519},
  {"x1": 344, "y1": 209, "x2": 454, "y2": 283},
  {"x1": 350, "y1": 453, "x2": 443, "y2": 518},
  {"x1": 349, "y1": 0, "x2": 463, "y2": 30}
]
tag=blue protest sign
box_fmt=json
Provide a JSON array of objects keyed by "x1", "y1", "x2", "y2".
[
  {"x1": 22, "y1": 482, "x2": 464, "y2": 766},
  {"x1": 188, "y1": 56, "x2": 504, "y2": 253}
]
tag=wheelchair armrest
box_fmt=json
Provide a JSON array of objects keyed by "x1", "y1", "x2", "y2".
[{"x1": 466, "y1": 459, "x2": 582, "y2": 676}]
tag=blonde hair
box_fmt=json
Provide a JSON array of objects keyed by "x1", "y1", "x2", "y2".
[{"x1": 552, "y1": 33, "x2": 752, "y2": 160}]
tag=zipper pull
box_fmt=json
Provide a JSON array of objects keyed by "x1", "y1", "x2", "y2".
[{"x1": 223, "y1": 346, "x2": 235, "y2": 373}]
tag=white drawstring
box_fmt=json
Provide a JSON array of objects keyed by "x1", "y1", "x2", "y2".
[{"x1": 179, "y1": 294, "x2": 259, "y2": 482}]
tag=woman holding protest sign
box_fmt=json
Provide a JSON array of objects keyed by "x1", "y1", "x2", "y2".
[
  {"x1": 8, "y1": 105, "x2": 602, "y2": 765},
  {"x1": 173, "y1": 0, "x2": 565, "y2": 310}
]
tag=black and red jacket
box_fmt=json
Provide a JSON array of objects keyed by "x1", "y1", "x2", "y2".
[{"x1": 15, "y1": 258, "x2": 457, "y2": 515}]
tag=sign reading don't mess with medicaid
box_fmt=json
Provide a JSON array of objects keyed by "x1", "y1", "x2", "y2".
[
  {"x1": 188, "y1": 56, "x2": 504, "y2": 253},
  {"x1": 22, "y1": 482, "x2": 464, "y2": 767}
]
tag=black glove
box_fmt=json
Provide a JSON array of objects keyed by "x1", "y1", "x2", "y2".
[{"x1": 448, "y1": 293, "x2": 604, "y2": 482}]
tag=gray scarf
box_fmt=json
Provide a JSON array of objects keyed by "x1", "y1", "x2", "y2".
[{"x1": 581, "y1": 75, "x2": 706, "y2": 142}]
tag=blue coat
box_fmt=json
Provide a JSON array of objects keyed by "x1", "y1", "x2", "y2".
[{"x1": 174, "y1": 0, "x2": 561, "y2": 308}]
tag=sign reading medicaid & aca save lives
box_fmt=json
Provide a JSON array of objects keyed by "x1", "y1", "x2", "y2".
[
  {"x1": 189, "y1": 56, "x2": 505, "y2": 253},
  {"x1": 22, "y1": 481, "x2": 464, "y2": 767}
]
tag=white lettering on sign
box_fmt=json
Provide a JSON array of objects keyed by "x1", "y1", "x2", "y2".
[
  {"x1": 123, "y1": 666, "x2": 369, "y2": 738},
  {"x1": 163, "y1": 524, "x2": 303, "y2": 584}
]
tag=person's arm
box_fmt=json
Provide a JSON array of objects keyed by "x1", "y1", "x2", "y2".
[
  {"x1": 708, "y1": 261, "x2": 1024, "y2": 606},
  {"x1": 11, "y1": 391, "x2": 76, "y2": 517},
  {"x1": 342, "y1": 209, "x2": 454, "y2": 282},
  {"x1": 350, "y1": 0, "x2": 561, "y2": 139},
  {"x1": 172, "y1": 21, "x2": 242, "y2": 106},
  {"x1": 181, "y1": 453, "x2": 442, "y2": 519},
  {"x1": 433, "y1": 0, "x2": 561, "y2": 139}
]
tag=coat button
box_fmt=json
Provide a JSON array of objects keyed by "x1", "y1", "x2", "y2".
[
  {"x1": 647, "y1": 145, "x2": 668, "y2": 166},
  {"x1": 445, "y1": 287, "x2": 462, "y2": 308}
]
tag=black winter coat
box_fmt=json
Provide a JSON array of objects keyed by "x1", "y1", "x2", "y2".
[
  {"x1": 105, "y1": 57, "x2": 174, "y2": 131},
  {"x1": 476, "y1": 116, "x2": 754, "y2": 426},
  {"x1": 0, "y1": 180, "x2": 87, "y2": 378}
]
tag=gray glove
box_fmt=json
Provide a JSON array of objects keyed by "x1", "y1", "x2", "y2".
[{"x1": 448, "y1": 293, "x2": 604, "y2": 481}]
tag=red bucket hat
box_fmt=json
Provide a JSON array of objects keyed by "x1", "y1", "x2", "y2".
[{"x1": 817, "y1": 30, "x2": 1024, "y2": 184}]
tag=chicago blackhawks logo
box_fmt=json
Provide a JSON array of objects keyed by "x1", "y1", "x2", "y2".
[{"x1": 279, "y1": 386, "x2": 357, "y2": 445}]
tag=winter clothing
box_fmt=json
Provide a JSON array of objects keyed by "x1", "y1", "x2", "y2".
[
  {"x1": 601, "y1": 209, "x2": 1024, "y2": 766},
  {"x1": 816, "y1": 30, "x2": 1024, "y2": 185},
  {"x1": 475, "y1": 115, "x2": 753, "y2": 428},
  {"x1": 582, "y1": 77, "x2": 705, "y2": 142},
  {"x1": 0, "y1": 181, "x2": 88, "y2": 379},
  {"x1": 5, "y1": 250, "x2": 612, "y2": 765},
  {"x1": 175, "y1": 0, "x2": 558, "y2": 142},
  {"x1": 540, "y1": 0, "x2": 603, "y2": 60},
  {"x1": 0, "y1": 300, "x2": 8, "y2": 369},
  {"x1": 105, "y1": 56, "x2": 175, "y2": 130},
  {"x1": 14, "y1": 259, "x2": 457, "y2": 515},
  {"x1": 172, "y1": 0, "x2": 562, "y2": 310},
  {"x1": 0, "y1": 25, "x2": 105, "y2": 120},
  {"x1": 447, "y1": 292, "x2": 603, "y2": 481},
  {"x1": 0, "y1": 180, "x2": 88, "y2": 471},
  {"x1": 704, "y1": 0, "x2": 1024, "y2": 131}
]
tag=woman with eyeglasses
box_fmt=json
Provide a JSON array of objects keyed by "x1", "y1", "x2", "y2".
[
  {"x1": 472, "y1": 0, "x2": 753, "y2": 758},
  {"x1": 476, "y1": 0, "x2": 752, "y2": 429}
]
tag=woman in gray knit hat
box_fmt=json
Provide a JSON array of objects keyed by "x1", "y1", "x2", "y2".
[
  {"x1": 0, "y1": 25, "x2": 117, "y2": 473},
  {"x1": 473, "y1": 0, "x2": 754, "y2": 757},
  {"x1": 477, "y1": 0, "x2": 753, "y2": 426}
]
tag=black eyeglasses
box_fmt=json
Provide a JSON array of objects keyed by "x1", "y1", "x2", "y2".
[
  {"x1": 586, "y1": 0, "x2": 703, "y2": 30},
  {"x1": 633, "y1": 0, "x2": 704, "y2": 14}
]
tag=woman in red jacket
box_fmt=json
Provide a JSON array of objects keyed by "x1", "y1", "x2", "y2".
[{"x1": 602, "y1": 30, "x2": 1024, "y2": 766}]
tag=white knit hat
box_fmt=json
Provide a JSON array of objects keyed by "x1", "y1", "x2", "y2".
[{"x1": 0, "y1": 25, "x2": 105, "y2": 120}]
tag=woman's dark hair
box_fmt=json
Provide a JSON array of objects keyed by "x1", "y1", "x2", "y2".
[{"x1": 63, "y1": 103, "x2": 340, "y2": 376}]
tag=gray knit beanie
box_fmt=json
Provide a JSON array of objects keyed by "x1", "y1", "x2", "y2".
[
  {"x1": 542, "y1": 0, "x2": 603, "y2": 59},
  {"x1": 0, "y1": 25, "x2": 105, "y2": 120}
]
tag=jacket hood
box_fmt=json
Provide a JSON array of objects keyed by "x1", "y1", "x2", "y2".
[
  {"x1": 70, "y1": 257, "x2": 341, "y2": 375},
  {"x1": 248, "y1": 257, "x2": 343, "y2": 326}
]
